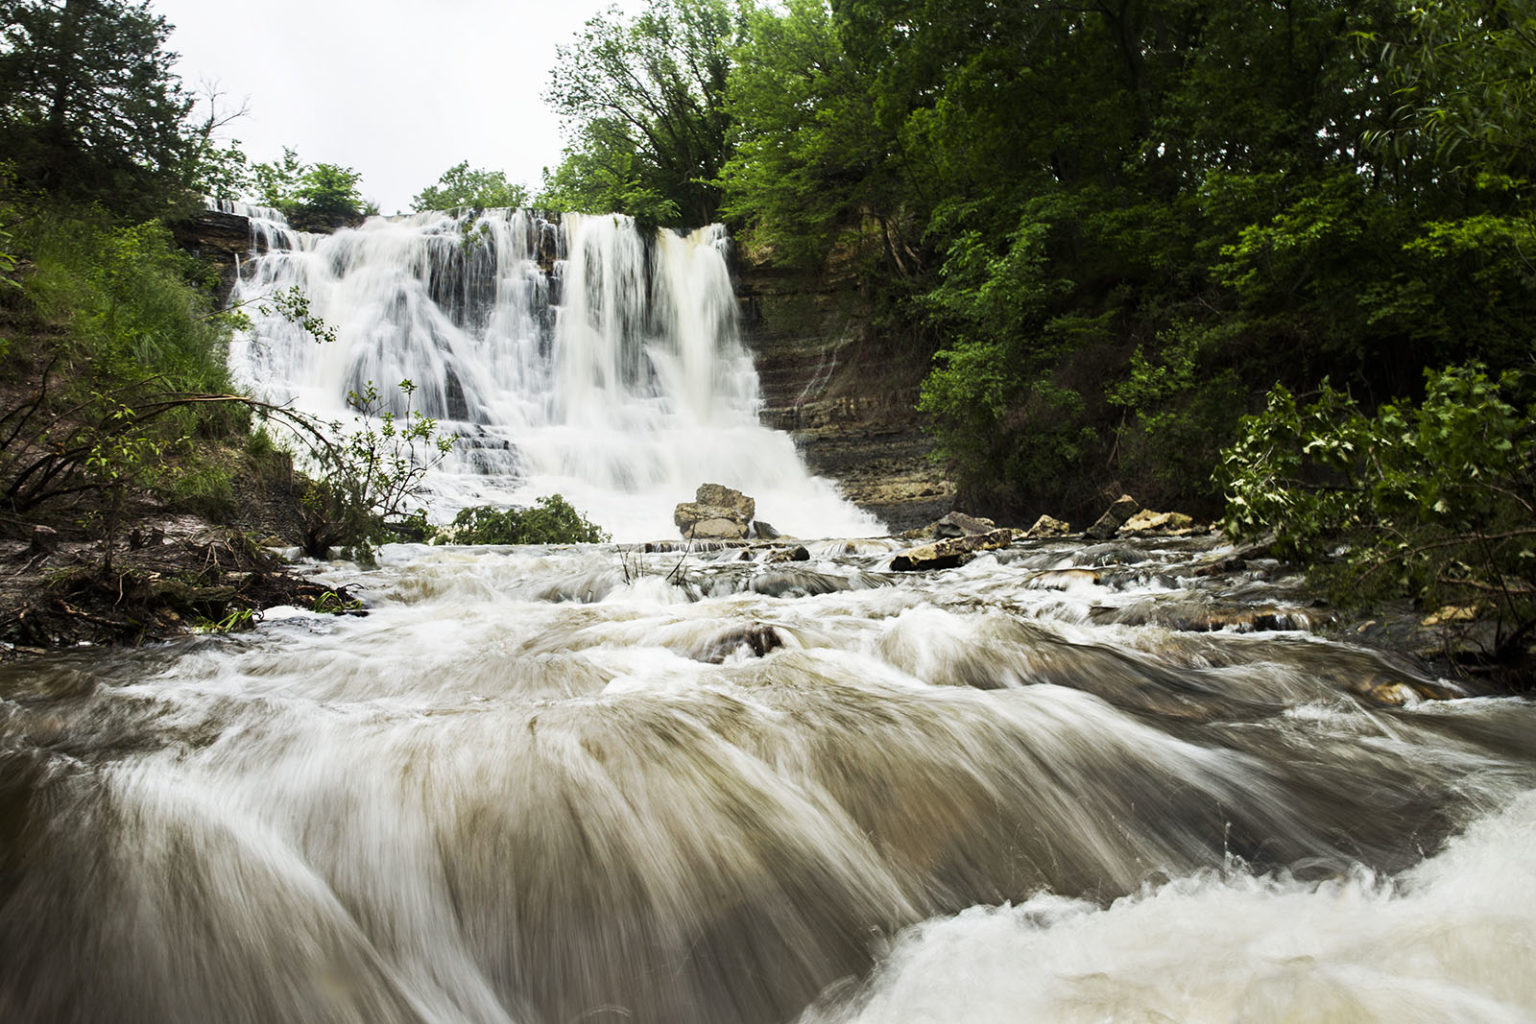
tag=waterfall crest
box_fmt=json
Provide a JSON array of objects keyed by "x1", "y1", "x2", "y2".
[{"x1": 227, "y1": 207, "x2": 881, "y2": 541}]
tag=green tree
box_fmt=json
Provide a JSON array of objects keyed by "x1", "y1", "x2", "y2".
[
  {"x1": 719, "y1": 0, "x2": 909, "y2": 270},
  {"x1": 252, "y1": 146, "x2": 364, "y2": 224},
  {"x1": 190, "y1": 138, "x2": 251, "y2": 201},
  {"x1": 291, "y1": 162, "x2": 363, "y2": 219},
  {"x1": 538, "y1": 118, "x2": 683, "y2": 224},
  {"x1": 543, "y1": 0, "x2": 742, "y2": 226},
  {"x1": 0, "y1": 0, "x2": 194, "y2": 212},
  {"x1": 252, "y1": 145, "x2": 304, "y2": 209},
  {"x1": 411, "y1": 161, "x2": 528, "y2": 212},
  {"x1": 1364, "y1": 0, "x2": 1536, "y2": 177}
]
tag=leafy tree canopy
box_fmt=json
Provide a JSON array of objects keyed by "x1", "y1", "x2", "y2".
[
  {"x1": 0, "y1": 0, "x2": 195, "y2": 214},
  {"x1": 252, "y1": 146, "x2": 366, "y2": 224},
  {"x1": 1219, "y1": 364, "x2": 1536, "y2": 658},
  {"x1": 542, "y1": 0, "x2": 743, "y2": 226},
  {"x1": 411, "y1": 161, "x2": 528, "y2": 212},
  {"x1": 709, "y1": 0, "x2": 1536, "y2": 519}
]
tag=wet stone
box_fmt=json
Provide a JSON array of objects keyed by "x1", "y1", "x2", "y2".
[
  {"x1": 890, "y1": 529, "x2": 1013, "y2": 571},
  {"x1": 675, "y1": 483, "x2": 756, "y2": 541},
  {"x1": 1023, "y1": 515, "x2": 1071, "y2": 539},
  {"x1": 1086, "y1": 494, "x2": 1140, "y2": 540},
  {"x1": 933, "y1": 511, "x2": 997, "y2": 538},
  {"x1": 1117, "y1": 509, "x2": 1200, "y2": 537}
]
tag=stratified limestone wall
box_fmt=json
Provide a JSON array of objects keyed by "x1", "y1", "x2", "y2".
[
  {"x1": 736, "y1": 264, "x2": 955, "y2": 533},
  {"x1": 170, "y1": 209, "x2": 252, "y2": 304}
]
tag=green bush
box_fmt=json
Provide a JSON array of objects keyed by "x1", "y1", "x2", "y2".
[
  {"x1": 443, "y1": 495, "x2": 610, "y2": 545},
  {"x1": 18, "y1": 206, "x2": 236, "y2": 394},
  {"x1": 294, "y1": 380, "x2": 455, "y2": 560},
  {"x1": 1217, "y1": 364, "x2": 1536, "y2": 654}
]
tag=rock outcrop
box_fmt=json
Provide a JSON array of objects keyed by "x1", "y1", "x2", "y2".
[
  {"x1": 675, "y1": 484, "x2": 756, "y2": 540},
  {"x1": 933, "y1": 511, "x2": 997, "y2": 538},
  {"x1": 170, "y1": 209, "x2": 253, "y2": 302},
  {"x1": 889, "y1": 528, "x2": 1013, "y2": 571},
  {"x1": 1085, "y1": 495, "x2": 1140, "y2": 540},
  {"x1": 1023, "y1": 515, "x2": 1071, "y2": 539},
  {"x1": 1117, "y1": 509, "x2": 1201, "y2": 537},
  {"x1": 738, "y1": 264, "x2": 954, "y2": 532}
]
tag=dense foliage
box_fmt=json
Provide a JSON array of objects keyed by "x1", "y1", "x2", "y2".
[
  {"x1": 1219, "y1": 365, "x2": 1536, "y2": 658},
  {"x1": 443, "y1": 496, "x2": 610, "y2": 546},
  {"x1": 411, "y1": 162, "x2": 528, "y2": 212},
  {"x1": 545, "y1": 0, "x2": 1536, "y2": 528},
  {"x1": 540, "y1": 0, "x2": 741, "y2": 225},
  {"x1": 0, "y1": 191, "x2": 248, "y2": 539},
  {"x1": 0, "y1": 1, "x2": 424, "y2": 564},
  {"x1": 250, "y1": 146, "x2": 368, "y2": 224},
  {"x1": 0, "y1": 0, "x2": 194, "y2": 216}
]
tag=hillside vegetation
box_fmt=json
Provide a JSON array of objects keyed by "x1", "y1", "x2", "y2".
[{"x1": 537, "y1": 0, "x2": 1536, "y2": 658}]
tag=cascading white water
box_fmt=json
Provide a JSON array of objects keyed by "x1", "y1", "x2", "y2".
[
  {"x1": 2, "y1": 535, "x2": 1535, "y2": 1023},
  {"x1": 224, "y1": 206, "x2": 881, "y2": 541}
]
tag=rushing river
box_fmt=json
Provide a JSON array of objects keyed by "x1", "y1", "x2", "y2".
[
  {"x1": 13, "y1": 205, "x2": 1521, "y2": 1021},
  {"x1": 2, "y1": 534, "x2": 1534, "y2": 1023}
]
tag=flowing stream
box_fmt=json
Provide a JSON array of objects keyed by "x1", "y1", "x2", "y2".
[
  {"x1": 2, "y1": 537, "x2": 1534, "y2": 1023},
  {"x1": 1, "y1": 208, "x2": 1532, "y2": 1022}
]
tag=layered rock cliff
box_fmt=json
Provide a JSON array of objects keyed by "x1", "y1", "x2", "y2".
[{"x1": 736, "y1": 265, "x2": 954, "y2": 533}]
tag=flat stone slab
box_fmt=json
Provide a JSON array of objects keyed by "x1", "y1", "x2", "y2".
[{"x1": 890, "y1": 528, "x2": 1013, "y2": 571}]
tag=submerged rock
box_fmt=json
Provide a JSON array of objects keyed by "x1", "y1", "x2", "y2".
[
  {"x1": 1097, "y1": 603, "x2": 1326, "y2": 633},
  {"x1": 749, "y1": 569, "x2": 850, "y2": 597},
  {"x1": 1086, "y1": 494, "x2": 1140, "y2": 540},
  {"x1": 890, "y1": 529, "x2": 1013, "y2": 571},
  {"x1": 692, "y1": 622, "x2": 785, "y2": 663},
  {"x1": 1023, "y1": 568, "x2": 1102, "y2": 590}
]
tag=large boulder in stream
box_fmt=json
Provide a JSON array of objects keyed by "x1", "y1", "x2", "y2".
[
  {"x1": 675, "y1": 484, "x2": 755, "y2": 541},
  {"x1": 1116, "y1": 509, "x2": 1202, "y2": 537},
  {"x1": 933, "y1": 511, "x2": 997, "y2": 538},
  {"x1": 1085, "y1": 494, "x2": 1140, "y2": 540},
  {"x1": 1023, "y1": 515, "x2": 1072, "y2": 539},
  {"x1": 890, "y1": 528, "x2": 1013, "y2": 571}
]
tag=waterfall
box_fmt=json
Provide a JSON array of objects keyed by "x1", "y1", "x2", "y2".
[{"x1": 226, "y1": 207, "x2": 881, "y2": 541}]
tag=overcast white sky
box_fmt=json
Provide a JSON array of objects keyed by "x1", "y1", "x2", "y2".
[{"x1": 150, "y1": 0, "x2": 635, "y2": 214}]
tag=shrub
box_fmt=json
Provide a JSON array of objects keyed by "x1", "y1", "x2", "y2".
[
  {"x1": 1217, "y1": 364, "x2": 1536, "y2": 657},
  {"x1": 443, "y1": 495, "x2": 610, "y2": 545},
  {"x1": 292, "y1": 380, "x2": 455, "y2": 560}
]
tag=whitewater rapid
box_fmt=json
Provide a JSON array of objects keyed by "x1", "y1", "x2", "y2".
[{"x1": 1, "y1": 534, "x2": 1532, "y2": 1022}]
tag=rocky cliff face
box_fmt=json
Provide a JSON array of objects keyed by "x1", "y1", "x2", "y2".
[
  {"x1": 736, "y1": 264, "x2": 954, "y2": 533},
  {"x1": 170, "y1": 209, "x2": 251, "y2": 304}
]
